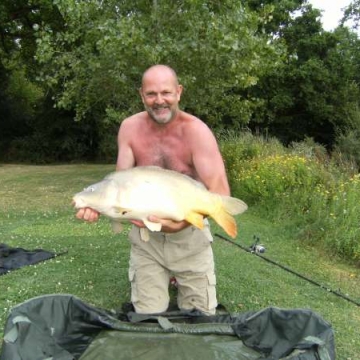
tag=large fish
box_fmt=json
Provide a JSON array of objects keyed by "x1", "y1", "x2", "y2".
[{"x1": 72, "y1": 166, "x2": 247, "y2": 240}]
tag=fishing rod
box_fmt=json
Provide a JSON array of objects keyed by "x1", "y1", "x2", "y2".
[{"x1": 215, "y1": 233, "x2": 360, "y2": 308}]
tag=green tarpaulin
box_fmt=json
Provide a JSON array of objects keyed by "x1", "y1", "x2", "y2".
[{"x1": 0, "y1": 294, "x2": 335, "y2": 360}]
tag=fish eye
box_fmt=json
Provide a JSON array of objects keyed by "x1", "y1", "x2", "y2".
[{"x1": 84, "y1": 186, "x2": 96, "y2": 192}]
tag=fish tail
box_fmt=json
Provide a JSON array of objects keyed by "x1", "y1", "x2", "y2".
[
  {"x1": 209, "y1": 196, "x2": 247, "y2": 238},
  {"x1": 221, "y1": 196, "x2": 248, "y2": 215},
  {"x1": 211, "y1": 208, "x2": 238, "y2": 238}
]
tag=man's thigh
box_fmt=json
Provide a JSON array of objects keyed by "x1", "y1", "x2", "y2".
[
  {"x1": 165, "y1": 225, "x2": 217, "y2": 315},
  {"x1": 129, "y1": 226, "x2": 173, "y2": 314}
]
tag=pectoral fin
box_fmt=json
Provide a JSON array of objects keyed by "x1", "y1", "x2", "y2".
[
  {"x1": 143, "y1": 220, "x2": 162, "y2": 232},
  {"x1": 185, "y1": 211, "x2": 204, "y2": 230},
  {"x1": 111, "y1": 220, "x2": 123, "y2": 234}
]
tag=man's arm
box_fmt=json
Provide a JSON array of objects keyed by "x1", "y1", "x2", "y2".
[
  {"x1": 116, "y1": 118, "x2": 136, "y2": 171},
  {"x1": 190, "y1": 120, "x2": 230, "y2": 196}
]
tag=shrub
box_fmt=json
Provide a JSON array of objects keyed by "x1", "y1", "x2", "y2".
[
  {"x1": 220, "y1": 132, "x2": 360, "y2": 262},
  {"x1": 302, "y1": 174, "x2": 360, "y2": 260},
  {"x1": 332, "y1": 129, "x2": 360, "y2": 173}
]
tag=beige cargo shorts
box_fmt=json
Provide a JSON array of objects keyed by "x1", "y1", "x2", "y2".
[{"x1": 128, "y1": 221, "x2": 217, "y2": 315}]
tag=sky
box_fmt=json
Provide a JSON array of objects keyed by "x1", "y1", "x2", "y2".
[{"x1": 307, "y1": 0, "x2": 353, "y2": 31}]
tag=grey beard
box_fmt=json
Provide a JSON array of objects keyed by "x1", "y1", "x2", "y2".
[{"x1": 145, "y1": 105, "x2": 175, "y2": 124}]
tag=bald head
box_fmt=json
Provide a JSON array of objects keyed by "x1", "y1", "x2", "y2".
[{"x1": 142, "y1": 65, "x2": 179, "y2": 87}]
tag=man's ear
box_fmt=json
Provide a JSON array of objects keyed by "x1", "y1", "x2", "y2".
[
  {"x1": 139, "y1": 87, "x2": 145, "y2": 103},
  {"x1": 177, "y1": 85, "x2": 183, "y2": 100}
]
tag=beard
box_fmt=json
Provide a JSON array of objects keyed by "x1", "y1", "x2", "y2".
[{"x1": 145, "y1": 104, "x2": 176, "y2": 124}]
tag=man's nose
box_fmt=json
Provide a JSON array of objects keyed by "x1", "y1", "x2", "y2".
[{"x1": 154, "y1": 94, "x2": 165, "y2": 104}]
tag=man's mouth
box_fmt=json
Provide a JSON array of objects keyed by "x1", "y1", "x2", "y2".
[{"x1": 153, "y1": 106, "x2": 169, "y2": 113}]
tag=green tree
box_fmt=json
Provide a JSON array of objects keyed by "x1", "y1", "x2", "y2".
[
  {"x1": 34, "y1": 0, "x2": 276, "y2": 129},
  {"x1": 245, "y1": 0, "x2": 307, "y2": 35},
  {"x1": 342, "y1": 0, "x2": 360, "y2": 30},
  {"x1": 246, "y1": 3, "x2": 360, "y2": 147}
]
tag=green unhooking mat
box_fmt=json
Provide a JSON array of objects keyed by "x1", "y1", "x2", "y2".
[{"x1": 0, "y1": 294, "x2": 335, "y2": 360}]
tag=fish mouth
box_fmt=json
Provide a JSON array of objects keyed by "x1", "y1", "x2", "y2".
[{"x1": 72, "y1": 197, "x2": 85, "y2": 209}]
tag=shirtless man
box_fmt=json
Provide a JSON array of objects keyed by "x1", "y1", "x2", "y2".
[{"x1": 77, "y1": 64, "x2": 231, "y2": 315}]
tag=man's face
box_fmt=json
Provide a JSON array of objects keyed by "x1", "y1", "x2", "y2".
[{"x1": 140, "y1": 70, "x2": 183, "y2": 124}]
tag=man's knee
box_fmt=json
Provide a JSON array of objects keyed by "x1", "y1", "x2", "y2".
[
  {"x1": 176, "y1": 271, "x2": 217, "y2": 315},
  {"x1": 129, "y1": 268, "x2": 170, "y2": 314}
]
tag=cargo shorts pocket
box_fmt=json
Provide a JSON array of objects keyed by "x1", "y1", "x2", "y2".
[
  {"x1": 128, "y1": 226, "x2": 140, "y2": 244},
  {"x1": 128, "y1": 268, "x2": 138, "y2": 304},
  {"x1": 207, "y1": 272, "x2": 217, "y2": 312}
]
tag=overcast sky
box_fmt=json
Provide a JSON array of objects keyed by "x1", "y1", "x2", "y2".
[{"x1": 307, "y1": 0, "x2": 353, "y2": 31}]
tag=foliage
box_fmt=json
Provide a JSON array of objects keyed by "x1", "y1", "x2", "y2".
[
  {"x1": 246, "y1": 0, "x2": 307, "y2": 35},
  {"x1": 220, "y1": 132, "x2": 360, "y2": 262},
  {"x1": 333, "y1": 128, "x2": 360, "y2": 171},
  {"x1": 1, "y1": 0, "x2": 360, "y2": 163},
  {"x1": 219, "y1": 130, "x2": 286, "y2": 192},
  {"x1": 300, "y1": 174, "x2": 360, "y2": 260},
  {"x1": 342, "y1": 0, "x2": 360, "y2": 29},
  {"x1": 246, "y1": 5, "x2": 360, "y2": 147},
  {"x1": 233, "y1": 154, "x2": 325, "y2": 205},
  {"x1": 34, "y1": 0, "x2": 275, "y2": 128}
]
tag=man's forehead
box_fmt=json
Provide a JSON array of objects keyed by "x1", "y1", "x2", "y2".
[
  {"x1": 142, "y1": 78, "x2": 179, "y2": 93},
  {"x1": 142, "y1": 66, "x2": 178, "y2": 86}
]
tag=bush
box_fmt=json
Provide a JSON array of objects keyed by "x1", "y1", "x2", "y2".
[
  {"x1": 333, "y1": 129, "x2": 360, "y2": 172},
  {"x1": 302, "y1": 174, "x2": 360, "y2": 260},
  {"x1": 220, "y1": 132, "x2": 360, "y2": 262},
  {"x1": 219, "y1": 130, "x2": 285, "y2": 195}
]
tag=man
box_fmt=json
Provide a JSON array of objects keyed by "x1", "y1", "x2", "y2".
[{"x1": 76, "y1": 64, "x2": 231, "y2": 315}]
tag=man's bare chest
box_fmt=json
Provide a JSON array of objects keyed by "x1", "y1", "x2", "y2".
[{"x1": 131, "y1": 133, "x2": 193, "y2": 173}]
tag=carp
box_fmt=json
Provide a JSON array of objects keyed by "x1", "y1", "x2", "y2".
[{"x1": 73, "y1": 166, "x2": 247, "y2": 240}]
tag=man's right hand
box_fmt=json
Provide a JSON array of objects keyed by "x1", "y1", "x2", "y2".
[{"x1": 75, "y1": 207, "x2": 100, "y2": 222}]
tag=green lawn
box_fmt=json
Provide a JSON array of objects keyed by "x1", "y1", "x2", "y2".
[{"x1": 0, "y1": 164, "x2": 359, "y2": 358}]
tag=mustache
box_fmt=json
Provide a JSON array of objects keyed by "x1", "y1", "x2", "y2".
[{"x1": 152, "y1": 105, "x2": 170, "y2": 110}]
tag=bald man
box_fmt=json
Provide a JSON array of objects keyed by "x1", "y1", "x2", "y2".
[{"x1": 77, "y1": 65, "x2": 231, "y2": 315}]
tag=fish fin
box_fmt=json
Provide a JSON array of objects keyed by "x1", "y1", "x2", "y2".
[
  {"x1": 221, "y1": 196, "x2": 248, "y2": 215},
  {"x1": 140, "y1": 228, "x2": 150, "y2": 242},
  {"x1": 185, "y1": 211, "x2": 205, "y2": 230},
  {"x1": 211, "y1": 209, "x2": 238, "y2": 238},
  {"x1": 111, "y1": 221, "x2": 123, "y2": 234},
  {"x1": 143, "y1": 220, "x2": 162, "y2": 232}
]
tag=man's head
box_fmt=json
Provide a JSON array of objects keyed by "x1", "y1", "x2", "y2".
[{"x1": 139, "y1": 65, "x2": 183, "y2": 124}]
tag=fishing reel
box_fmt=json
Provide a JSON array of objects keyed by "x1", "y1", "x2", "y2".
[{"x1": 250, "y1": 235, "x2": 266, "y2": 254}]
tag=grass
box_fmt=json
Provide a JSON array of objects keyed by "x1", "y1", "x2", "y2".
[{"x1": 0, "y1": 164, "x2": 359, "y2": 359}]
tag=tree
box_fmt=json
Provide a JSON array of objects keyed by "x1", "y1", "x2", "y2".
[
  {"x1": 342, "y1": 0, "x2": 360, "y2": 30},
  {"x1": 34, "y1": 0, "x2": 276, "y2": 129},
  {"x1": 246, "y1": 2, "x2": 360, "y2": 147}
]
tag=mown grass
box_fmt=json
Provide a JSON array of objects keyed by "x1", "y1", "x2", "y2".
[{"x1": 0, "y1": 164, "x2": 360, "y2": 359}]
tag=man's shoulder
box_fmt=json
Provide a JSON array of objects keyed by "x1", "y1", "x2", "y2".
[
  {"x1": 179, "y1": 111, "x2": 203, "y2": 128},
  {"x1": 121, "y1": 112, "x2": 147, "y2": 127},
  {"x1": 180, "y1": 111, "x2": 212, "y2": 134}
]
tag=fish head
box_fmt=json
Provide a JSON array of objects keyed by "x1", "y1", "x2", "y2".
[{"x1": 72, "y1": 178, "x2": 117, "y2": 212}]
